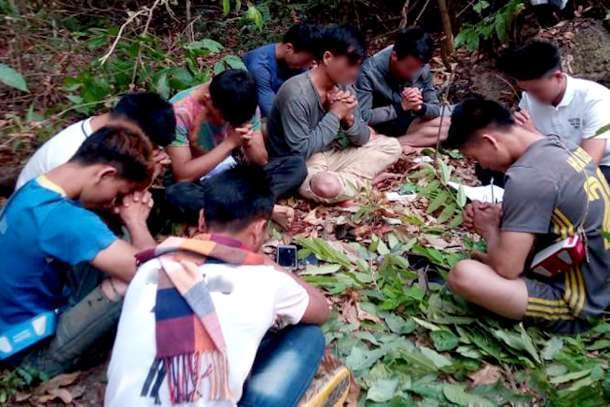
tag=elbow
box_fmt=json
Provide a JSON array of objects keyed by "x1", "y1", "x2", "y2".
[{"x1": 172, "y1": 167, "x2": 198, "y2": 183}]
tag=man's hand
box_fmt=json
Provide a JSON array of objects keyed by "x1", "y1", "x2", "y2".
[
  {"x1": 152, "y1": 149, "x2": 171, "y2": 180},
  {"x1": 226, "y1": 124, "x2": 253, "y2": 148},
  {"x1": 329, "y1": 91, "x2": 358, "y2": 121},
  {"x1": 401, "y1": 87, "x2": 423, "y2": 112},
  {"x1": 472, "y1": 202, "x2": 502, "y2": 239},
  {"x1": 513, "y1": 109, "x2": 536, "y2": 132},
  {"x1": 116, "y1": 191, "x2": 154, "y2": 228},
  {"x1": 463, "y1": 201, "x2": 502, "y2": 235}
]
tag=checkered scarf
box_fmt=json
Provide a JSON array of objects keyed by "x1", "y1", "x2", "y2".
[{"x1": 136, "y1": 234, "x2": 266, "y2": 405}]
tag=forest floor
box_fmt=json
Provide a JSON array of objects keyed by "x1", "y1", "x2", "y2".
[{"x1": 2, "y1": 6, "x2": 610, "y2": 407}]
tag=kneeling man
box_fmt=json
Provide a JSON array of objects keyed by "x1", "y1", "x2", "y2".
[
  {"x1": 444, "y1": 98, "x2": 610, "y2": 334},
  {"x1": 106, "y1": 166, "x2": 348, "y2": 406},
  {"x1": 267, "y1": 25, "x2": 402, "y2": 204}
]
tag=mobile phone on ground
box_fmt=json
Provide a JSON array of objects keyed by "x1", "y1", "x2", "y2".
[{"x1": 277, "y1": 245, "x2": 298, "y2": 269}]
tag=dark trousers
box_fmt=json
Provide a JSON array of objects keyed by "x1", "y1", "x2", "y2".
[
  {"x1": 165, "y1": 156, "x2": 307, "y2": 223},
  {"x1": 9, "y1": 265, "x2": 121, "y2": 377},
  {"x1": 600, "y1": 166, "x2": 610, "y2": 185},
  {"x1": 475, "y1": 164, "x2": 506, "y2": 188}
]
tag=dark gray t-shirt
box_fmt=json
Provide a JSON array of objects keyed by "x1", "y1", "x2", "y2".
[{"x1": 502, "y1": 134, "x2": 610, "y2": 317}]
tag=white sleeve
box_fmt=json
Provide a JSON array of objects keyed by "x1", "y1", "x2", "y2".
[
  {"x1": 273, "y1": 272, "x2": 310, "y2": 327},
  {"x1": 518, "y1": 93, "x2": 529, "y2": 111},
  {"x1": 582, "y1": 98, "x2": 610, "y2": 139}
]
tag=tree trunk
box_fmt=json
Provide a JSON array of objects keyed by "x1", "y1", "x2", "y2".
[{"x1": 437, "y1": 0, "x2": 454, "y2": 55}]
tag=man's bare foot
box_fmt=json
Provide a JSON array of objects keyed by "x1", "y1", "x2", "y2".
[
  {"x1": 271, "y1": 205, "x2": 294, "y2": 230},
  {"x1": 401, "y1": 144, "x2": 422, "y2": 155}
]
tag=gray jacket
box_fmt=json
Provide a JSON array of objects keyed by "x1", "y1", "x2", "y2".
[
  {"x1": 356, "y1": 46, "x2": 441, "y2": 136},
  {"x1": 266, "y1": 71, "x2": 370, "y2": 159}
]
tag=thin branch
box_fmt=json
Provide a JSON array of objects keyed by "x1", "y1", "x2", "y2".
[
  {"x1": 399, "y1": 0, "x2": 411, "y2": 29},
  {"x1": 414, "y1": 0, "x2": 432, "y2": 25},
  {"x1": 434, "y1": 65, "x2": 457, "y2": 165},
  {"x1": 99, "y1": 8, "x2": 149, "y2": 65},
  {"x1": 131, "y1": 0, "x2": 165, "y2": 85}
]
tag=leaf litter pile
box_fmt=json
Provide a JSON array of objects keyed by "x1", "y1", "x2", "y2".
[{"x1": 266, "y1": 151, "x2": 610, "y2": 406}]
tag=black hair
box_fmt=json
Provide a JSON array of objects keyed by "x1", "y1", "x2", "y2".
[
  {"x1": 314, "y1": 24, "x2": 366, "y2": 65},
  {"x1": 202, "y1": 165, "x2": 274, "y2": 232},
  {"x1": 70, "y1": 124, "x2": 154, "y2": 186},
  {"x1": 393, "y1": 27, "x2": 434, "y2": 63},
  {"x1": 282, "y1": 23, "x2": 322, "y2": 54},
  {"x1": 111, "y1": 92, "x2": 176, "y2": 147},
  {"x1": 497, "y1": 40, "x2": 561, "y2": 81},
  {"x1": 209, "y1": 69, "x2": 258, "y2": 127},
  {"x1": 444, "y1": 98, "x2": 515, "y2": 150}
]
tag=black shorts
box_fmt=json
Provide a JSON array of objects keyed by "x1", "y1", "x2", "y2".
[{"x1": 523, "y1": 268, "x2": 592, "y2": 334}]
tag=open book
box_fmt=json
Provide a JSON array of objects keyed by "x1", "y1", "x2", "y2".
[{"x1": 448, "y1": 182, "x2": 505, "y2": 204}]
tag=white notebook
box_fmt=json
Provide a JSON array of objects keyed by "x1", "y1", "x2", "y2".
[{"x1": 448, "y1": 182, "x2": 504, "y2": 204}]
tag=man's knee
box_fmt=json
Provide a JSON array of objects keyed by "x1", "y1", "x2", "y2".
[
  {"x1": 309, "y1": 172, "x2": 343, "y2": 199},
  {"x1": 368, "y1": 135, "x2": 402, "y2": 162},
  {"x1": 448, "y1": 260, "x2": 479, "y2": 295}
]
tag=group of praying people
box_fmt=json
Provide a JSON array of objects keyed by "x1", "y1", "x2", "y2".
[{"x1": 1, "y1": 21, "x2": 610, "y2": 407}]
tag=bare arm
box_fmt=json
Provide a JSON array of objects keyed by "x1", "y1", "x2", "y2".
[
  {"x1": 473, "y1": 204, "x2": 534, "y2": 279},
  {"x1": 265, "y1": 259, "x2": 330, "y2": 324},
  {"x1": 581, "y1": 138, "x2": 607, "y2": 164},
  {"x1": 91, "y1": 240, "x2": 139, "y2": 282},
  {"x1": 167, "y1": 141, "x2": 238, "y2": 182},
  {"x1": 241, "y1": 129, "x2": 269, "y2": 165}
]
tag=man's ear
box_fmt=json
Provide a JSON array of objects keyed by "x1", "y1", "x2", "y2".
[
  {"x1": 197, "y1": 209, "x2": 206, "y2": 233},
  {"x1": 285, "y1": 43, "x2": 294, "y2": 53},
  {"x1": 390, "y1": 50, "x2": 398, "y2": 63},
  {"x1": 249, "y1": 218, "x2": 268, "y2": 246},
  {"x1": 481, "y1": 132, "x2": 500, "y2": 150},
  {"x1": 322, "y1": 50, "x2": 333, "y2": 66},
  {"x1": 94, "y1": 166, "x2": 118, "y2": 184}
]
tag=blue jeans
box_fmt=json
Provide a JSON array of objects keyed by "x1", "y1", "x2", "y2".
[{"x1": 239, "y1": 324, "x2": 325, "y2": 407}]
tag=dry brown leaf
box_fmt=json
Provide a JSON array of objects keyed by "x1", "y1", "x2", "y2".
[
  {"x1": 39, "y1": 372, "x2": 80, "y2": 393},
  {"x1": 38, "y1": 388, "x2": 73, "y2": 404},
  {"x1": 14, "y1": 392, "x2": 31, "y2": 402},
  {"x1": 468, "y1": 364, "x2": 502, "y2": 386}
]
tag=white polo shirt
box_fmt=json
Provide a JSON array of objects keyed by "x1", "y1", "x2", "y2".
[
  {"x1": 519, "y1": 75, "x2": 610, "y2": 166},
  {"x1": 16, "y1": 118, "x2": 93, "y2": 189}
]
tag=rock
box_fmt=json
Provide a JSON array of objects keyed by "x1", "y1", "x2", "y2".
[{"x1": 563, "y1": 20, "x2": 610, "y2": 88}]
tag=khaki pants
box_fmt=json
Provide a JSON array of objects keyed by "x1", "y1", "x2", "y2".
[{"x1": 299, "y1": 134, "x2": 401, "y2": 203}]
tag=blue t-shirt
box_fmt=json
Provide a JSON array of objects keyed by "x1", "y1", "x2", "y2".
[
  {"x1": 0, "y1": 176, "x2": 117, "y2": 331},
  {"x1": 242, "y1": 43, "x2": 304, "y2": 118}
]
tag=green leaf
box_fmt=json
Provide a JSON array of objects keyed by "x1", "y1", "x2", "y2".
[
  {"x1": 246, "y1": 3, "x2": 264, "y2": 29},
  {"x1": 443, "y1": 384, "x2": 495, "y2": 407},
  {"x1": 456, "y1": 345, "x2": 483, "y2": 359},
  {"x1": 384, "y1": 314, "x2": 416, "y2": 334},
  {"x1": 492, "y1": 326, "x2": 540, "y2": 364},
  {"x1": 550, "y1": 368, "x2": 592, "y2": 385},
  {"x1": 473, "y1": 0, "x2": 490, "y2": 14},
  {"x1": 155, "y1": 73, "x2": 170, "y2": 99},
  {"x1": 185, "y1": 39, "x2": 224, "y2": 54},
  {"x1": 588, "y1": 338, "x2": 610, "y2": 351},
  {"x1": 0, "y1": 63, "x2": 28, "y2": 92},
  {"x1": 300, "y1": 264, "x2": 341, "y2": 276},
  {"x1": 439, "y1": 160, "x2": 452, "y2": 184},
  {"x1": 345, "y1": 346, "x2": 385, "y2": 372},
  {"x1": 420, "y1": 346, "x2": 452, "y2": 369},
  {"x1": 431, "y1": 330, "x2": 459, "y2": 352},
  {"x1": 412, "y1": 317, "x2": 441, "y2": 331},
  {"x1": 456, "y1": 185, "x2": 467, "y2": 208},
  {"x1": 595, "y1": 123, "x2": 610, "y2": 137},
  {"x1": 427, "y1": 192, "x2": 448, "y2": 214},
  {"x1": 541, "y1": 337, "x2": 563, "y2": 360},
  {"x1": 437, "y1": 203, "x2": 457, "y2": 224},
  {"x1": 222, "y1": 0, "x2": 231, "y2": 15},
  {"x1": 367, "y1": 378, "x2": 400, "y2": 402}
]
